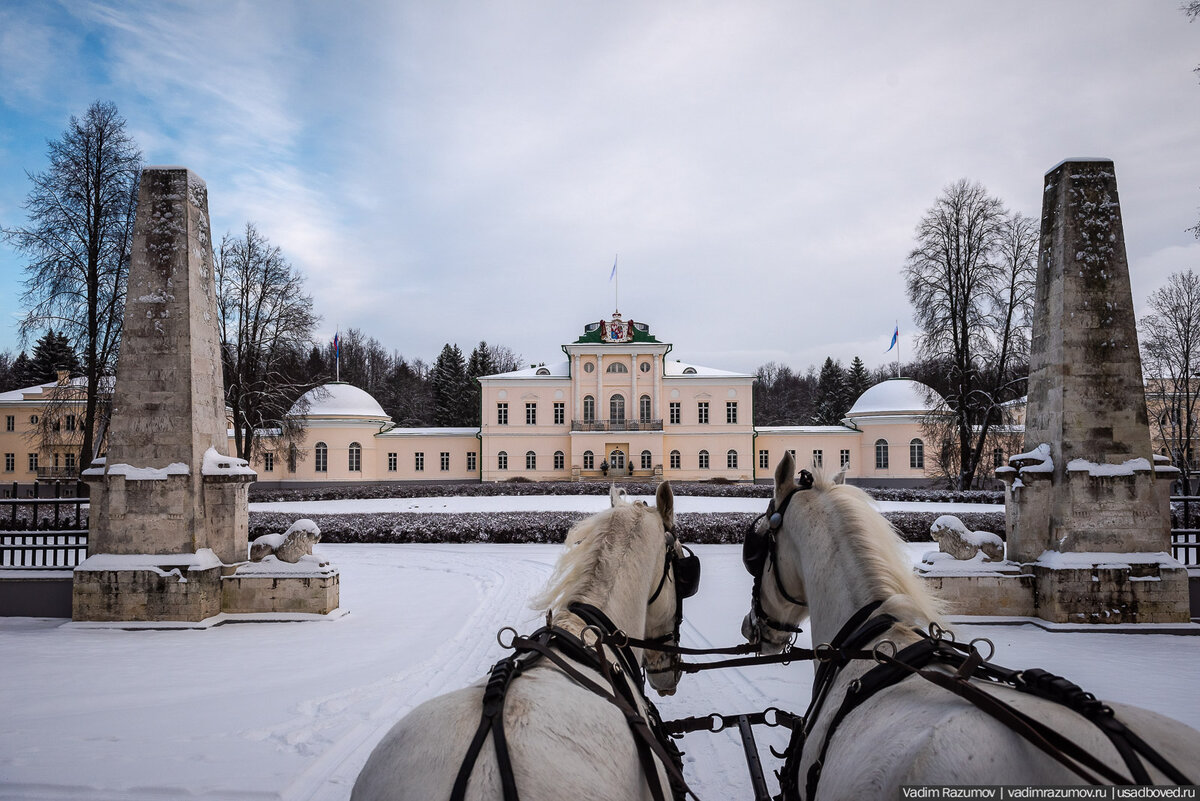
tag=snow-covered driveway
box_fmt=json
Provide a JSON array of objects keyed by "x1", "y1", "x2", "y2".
[{"x1": 1, "y1": 543, "x2": 1196, "y2": 800}]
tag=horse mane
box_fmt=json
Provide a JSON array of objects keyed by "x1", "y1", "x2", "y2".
[
  {"x1": 529, "y1": 494, "x2": 649, "y2": 615},
  {"x1": 811, "y1": 471, "x2": 945, "y2": 625}
]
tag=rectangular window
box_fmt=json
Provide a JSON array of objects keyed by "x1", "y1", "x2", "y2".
[
  {"x1": 669, "y1": 402, "x2": 680, "y2": 425},
  {"x1": 3, "y1": 453, "x2": 12, "y2": 472},
  {"x1": 440, "y1": 452, "x2": 450, "y2": 471},
  {"x1": 4, "y1": 415, "x2": 12, "y2": 432},
  {"x1": 526, "y1": 402, "x2": 537, "y2": 425},
  {"x1": 263, "y1": 452, "x2": 274, "y2": 472},
  {"x1": 554, "y1": 402, "x2": 565, "y2": 425},
  {"x1": 726, "y1": 401, "x2": 738, "y2": 424},
  {"x1": 65, "y1": 453, "x2": 76, "y2": 470},
  {"x1": 759, "y1": 449, "x2": 769, "y2": 470},
  {"x1": 53, "y1": 453, "x2": 59, "y2": 469},
  {"x1": 28, "y1": 453, "x2": 38, "y2": 471},
  {"x1": 697, "y1": 402, "x2": 709, "y2": 424},
  {"x1": 812, "y1": 450, "x2": 823, "y2": 468},
  {"x1": 840, "y1": 449, "x2": 851, "y2": 470},
  {"x1": 497, "y1": 403, "x2": 508, "y2": 425},
  {"x1": 467, "y1": 452, "x2": 477, "y2": 471},
  {"x1": 388, "y1": 452, "x2": 397, "y2": 472},
  {"x1": 415, "y1": 452, "x2": 425, "y2": 471},
  {"x1": 66, "y1": 414, "x2": 76, "y2": 431}
]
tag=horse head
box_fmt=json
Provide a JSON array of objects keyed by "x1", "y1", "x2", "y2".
[{"x1": 741, "y1": 450, "x2": 811, "y2": 654}]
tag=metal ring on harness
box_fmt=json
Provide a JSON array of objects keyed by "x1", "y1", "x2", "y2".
[
  {"x1": 496, "y1": 626, "x2": 518, "y2": 649},
  {"x1": 707, "y1": 713, "x2": 725, "y2": 733},
  {"x1": 928, "y1": 621, "x2": 955, "y2": 643},
  {"x1": 872, "y1": 639, "x2": 898, "y2": 664},
  {"x1": 580, "y1": 624, "x2": 604, "y2": 649},
  {"x1": 814, "y1": 642, "x2": 837, "y2": 662},
  {"x1": 969, "y1": 636, "x2": 995, "y2": 662}
]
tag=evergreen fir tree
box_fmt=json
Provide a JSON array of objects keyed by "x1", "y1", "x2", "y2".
[
  {"x1": 29, "y1": 329, "x2": 80, "y2": 383},
  {"x1": 813, "y1": 357, "x2": 851, "y2": 425},
  {"x1": 846, "y1": 356, "x2": 874, "y2": 404},
  {"x1": 431, "y1": 343, "x2": 470, "y2": 426},
  {"x1": 9, "y1": 352, "x2": 35, "y2": 389},
  {"x1": 465, "y1": 341, "x2": 496, "y2": 426}
]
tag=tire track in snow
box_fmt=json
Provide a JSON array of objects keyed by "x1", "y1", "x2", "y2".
[{"x1": 273, "y1": 547, "x2": 557, "y2": 801}]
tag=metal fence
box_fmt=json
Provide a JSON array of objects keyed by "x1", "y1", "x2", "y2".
[
  {"x1": 1170, "y1": 494, "x2": 1200, "y2": 567},
  {"x1": 0, "y1": 482, "x2": 88, "y2": 569}
]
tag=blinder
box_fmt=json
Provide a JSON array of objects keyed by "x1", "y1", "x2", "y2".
[
  {"x1": 673, "y1": 545, "x2": 701, "y2": 599},
  {"x1": 742, "y1": 469, "x2": 814, "y2": 579}
]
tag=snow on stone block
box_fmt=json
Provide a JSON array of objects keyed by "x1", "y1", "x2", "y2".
[
  {"x1": 100, "y1": 461, "x2": 190, "y2": 480},
  {"x1": 75, "y1": 548, "x2": 224, "y2": 579},
  {"x1": 201, "y1": 446, "x2": 257, "y2": 478},
  {"x1": 1034, "y1": 550, "x2": 1178, "y2": 569},
  {"x1": 930, "y1": 514, "x2": 1004, "y2": 562},
  {"x1": 1010, "y1": 443, "x2": 1053, "y2": 476},
  {"x1": 233, "y1": 553, "x2": 336, "y2": 577},
  {"x1": 249, "y1": 519, "x2": 321, "y2": 563},
  {"x1": 1065, "y1": 457, "x2": 1152, "y2": 477}
]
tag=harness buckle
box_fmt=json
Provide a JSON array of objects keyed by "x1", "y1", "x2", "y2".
[
  {"x1": 872, "y1": 639, "x2": 898, "y2": 664},
  {"x1": 814, "y1": 642, "x2": 838, "y2": 662},
  {"x1": 496, "y1": 626, "x2": 518, "y2": 650},
  {"x1": 707, "y1": 713, "x2": 725, "y2": 733},
  {"x1": 580, "y1": 624, "x2": 604, "y2": 650}
]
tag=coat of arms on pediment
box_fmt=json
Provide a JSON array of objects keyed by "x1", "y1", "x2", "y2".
[{"x1": 599, "y1": 313, "x2": 635, "y2": 343}]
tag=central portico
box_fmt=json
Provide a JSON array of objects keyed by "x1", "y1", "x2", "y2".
[{"x1": 478, "y1": 312, "x2": 756, "y2": 481}]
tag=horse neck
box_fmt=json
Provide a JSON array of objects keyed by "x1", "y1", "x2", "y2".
[
  {"x1": 552, "y1": 530, "x2": 659, "y2": 642},
  {"x1": 789, "y1": 510, "x2": 887, "y2": 648}
]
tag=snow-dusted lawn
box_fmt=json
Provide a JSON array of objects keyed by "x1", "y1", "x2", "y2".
[
  {"x1": 2, "y1": 541, "x2": 1197, "y2": 800},
  {"x1": 250, "y1": 494, "x2": 1004, "y2": 515}
]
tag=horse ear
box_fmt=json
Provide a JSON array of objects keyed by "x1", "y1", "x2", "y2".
[
  {"x1": 833, "y1": 469, "x2": 847, "y2": 486},
  {"x1": 775, "y1": 451, "x2": 797, "y2": 496},
  {"x1": 610, "y1": 485, "x2": 625, "y2": 507},
  {"x1": 655, "y1": 481, "x2": 675, "y2": 532}
]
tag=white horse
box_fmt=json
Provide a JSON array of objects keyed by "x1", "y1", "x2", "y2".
[
  {"x1": 353, "y1": 481, "x2": 692, "y2": 801},
  {"x1": 742, "y1": 452, "x2": 1200, "y2": 799}
]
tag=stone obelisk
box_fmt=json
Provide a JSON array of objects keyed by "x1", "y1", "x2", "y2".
[
  {"x1": 999, "y1": 159, "x2": 1188, "y2": 623},
  {"x1": 74, "y1": 168, "x2": 256, "y2": 622}
]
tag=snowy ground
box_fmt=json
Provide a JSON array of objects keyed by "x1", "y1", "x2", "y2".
[
  {"x1": 250, "y1": 494, "x2": 1005, "y2": 515},
  {"x1": 2, "y1": 539, "x2": 1198, "y2": 801}
]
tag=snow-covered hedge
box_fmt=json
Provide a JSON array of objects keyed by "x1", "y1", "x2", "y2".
[
  {"x1": 249, "y1": 509, "x2": 1008, "y2": 545},
  {"x1": 249, "y1": 481, "x2": 1003, "y2": 505}
]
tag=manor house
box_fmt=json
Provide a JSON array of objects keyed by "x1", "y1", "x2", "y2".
[{"x1": 0, "y1": 314, "x2": 955, "y2": 490}]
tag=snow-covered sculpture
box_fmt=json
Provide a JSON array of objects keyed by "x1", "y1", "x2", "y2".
[
  {"x1": 250, "y1": 519, "x2": 321, "y2": 563},
  {"x1": 930, "y1": 515, "x2": 1004, "y2": 562}
]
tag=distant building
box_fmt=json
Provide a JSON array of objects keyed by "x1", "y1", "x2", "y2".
[{"x1": 0, "y1": 314, "x2": 983, "y2": 491}]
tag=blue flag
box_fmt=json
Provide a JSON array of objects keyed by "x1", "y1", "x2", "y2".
[
  {"x1": 609, "y1": 256, "x2": 618, "y2": 281},
  {"x1": 886, "y1": 326, "x2": 898, "y2": 353}
]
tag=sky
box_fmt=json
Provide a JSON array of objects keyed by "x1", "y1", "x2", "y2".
[{"x1": 1, "y1": 1, "x2": 1199, "y2": 376}]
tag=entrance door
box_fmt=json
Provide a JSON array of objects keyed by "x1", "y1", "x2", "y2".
[{"x1": 605, "y1": 444, "x2": 628, "y2": 476}]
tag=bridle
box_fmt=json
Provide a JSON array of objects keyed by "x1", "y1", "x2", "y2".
[
  {"x1": 743, "y1": 470, "x2": 814, "y2": 640},
  {"x1": 644, "y1": 531, "x2": 701, "y2": 679}
]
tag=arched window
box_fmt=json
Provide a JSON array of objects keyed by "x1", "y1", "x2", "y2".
[
  {"x1": 610, "y1": 394, "x2": 625, "y2": 422},
  {"x1": 639, "y1": 394, "x2": 652, "y2": 422},
  {"x1": 535, "y1": 367, "x2": 550, "y2": 375},
  {"x1": 583, "y1": 450, "x2": 594, "y2": 470},
  {"x1": 670, "y1": 450, "x2": 681, "y2": 470},
  {"x1": 554, "y1": 450, "x2": 564, "y2": 470},
  {"x1": 727, "y1": 449, "x2": 738, "y2": 469},
  {"x1": 498, "y1": 451, "x2": 508, "y2": 470},
  {"x1": 682, "y1": 367, "x2": 697, "y2": 374},
  {"x1": 606, "y1": 361, "x2": 628, "y2": 373},
  {"x1": 699, "y1": 449, "x2": 710, "y2": 469},
  {"x1": 288, "y1": 444, "x2": 298, "y2": 473},
  {"x1": 526, "y1": 450, "x2": 536, "y2": 470},
  {"x1": 875, "y1": 439, "x2": 889, "y2": 470},
  {"x1": 583, "y1": 395, "x2": 595, "y2": 422},
  {"x1": 314, "y1": 442, "x2": 328, "y2": 473},
  {"x1": 609, "y1": 449, "x2": 626, "y2": 470},
  {"x1": 641, "y1": 449, "x2": 652, "y2": 470},
  {"x1": 348, "y1": 442, "x2": 362, "y2": 472},
  {"x1": 993, "y1": 448, "x2": 1004, "y2": 468},
  {"x1": 910, "y1": 438, "x2": 925, "y2": 469}
]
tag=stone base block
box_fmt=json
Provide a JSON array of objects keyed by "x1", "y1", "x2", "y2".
[
  {"x1": 73, "y1": 561, "x2": 223, "y2": 622},
  {"x1": 1033, "y1": 561, "x2": 1191, "y2": 624},
  {"x1": 919, "y1": 571, "x2": 1036, "y2": 616},
  {"x1": 222, "y1": 557, "x2": 339, "y2": 615}
]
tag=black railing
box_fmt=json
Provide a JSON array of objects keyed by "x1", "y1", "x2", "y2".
[
  {"x1": 1170, "y1": 493, "x2": 1200, "y2": 567},
  {"x1": 0, "y1": 482, "x2": 88, "y2": 569},
  {"x1": 571, "y1": 419, "x2": 664, "y2": 432}
]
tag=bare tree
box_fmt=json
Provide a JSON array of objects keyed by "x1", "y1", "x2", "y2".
[
  {"x1": 1141, "y1": 269, "x2": 1200, "y2": 476},
  {"x1": 904, "y1": 180, "x2": 1036, "y2": 488},
  {"x1": 2, "y1": 101, "x2": 141, "y2": 471},
  {"x1": 216, "y1": 222, "x2": 321, "y2": 462}
]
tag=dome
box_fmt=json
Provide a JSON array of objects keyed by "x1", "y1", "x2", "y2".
[
  {"x1": 291, "y1": 382, "x2": 390, "y2": 419},
  {"x1": 845, "y1": 378, "x2": 939, "y2": 417}
]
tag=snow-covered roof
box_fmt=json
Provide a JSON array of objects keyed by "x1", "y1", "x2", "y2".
[
  {"x1": 291, "y1": 383, "x2": 390, "y2": 419},
  {"x1": 481, "y1": 360, "x2": 570, "y2": 379},
  {"x1": 378, "y1": 426, "x2": 480, "y2": 438},
  {"x1": 0, "y1": 376, "x2": 104, "y2": 403},
  {"x1": 845, "y1": 379, "x2": 940, "y2": 417},
  {"x1": 663, "y1": 360, "x2": 751, "y2": 378},
  {"x1": 755, "y1": 425, "x2": 855, "y2": 435}
]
